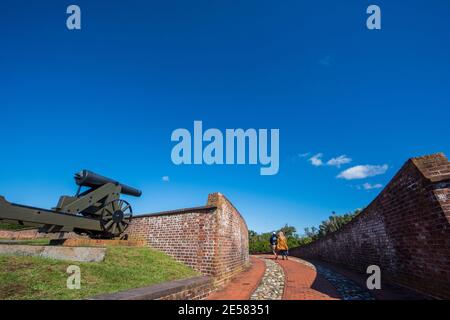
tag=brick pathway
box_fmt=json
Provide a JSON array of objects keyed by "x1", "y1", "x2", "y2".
[
  {"x1": 276, "y1": 258, "x2": 340, "y2": 300},
  {"x1": 208, "y1": 255, "x2": 342, "y2": 300},
  {"x1": 206, "y1": 256, "x2": 266, "y2": 300},
  {"x1": 206, "y1": 255, "x2": 423, "y2": 300}
]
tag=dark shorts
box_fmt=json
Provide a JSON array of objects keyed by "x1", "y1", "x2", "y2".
[{"x1": 279, "y1": 250, "x2": 288, "y2": 256}]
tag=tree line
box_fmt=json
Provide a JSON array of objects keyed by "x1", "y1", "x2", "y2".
[{"x1": 249, "y1": 209, "x2": 362, "y2": 254}]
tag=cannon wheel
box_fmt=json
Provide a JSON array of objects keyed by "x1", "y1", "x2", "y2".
[{"x1": 100, "y1": 199, "x2": 133, "y2": 238}]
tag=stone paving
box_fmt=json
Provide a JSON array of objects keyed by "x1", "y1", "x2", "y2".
[
  {"x1": 207, "y1": 255, "x2": 415, "y2": 300},
  {"x1": 314, "y1": 264, "x2": 374, "y2": 300},
  {"x1": 286, "y1": 257, "x2": 374, "y2": 300},
  {"x1": 250, "y1": 259, "x2": 285, "y2": 300},
  {"x1": 278, "y1": 258, "x2": 340, "y2": 300}
]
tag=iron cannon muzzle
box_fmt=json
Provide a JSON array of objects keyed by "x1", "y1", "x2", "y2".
[{"x1": 75, "y1": 169, "x2": 142, "y2": 197}]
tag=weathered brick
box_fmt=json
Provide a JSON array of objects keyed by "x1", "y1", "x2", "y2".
[
  {"x1": 290, "y1": 153, "x2": 450, "y2": 300},
  {"x1": 126, "y1": 192, "x2": 249, "y2": 289}
]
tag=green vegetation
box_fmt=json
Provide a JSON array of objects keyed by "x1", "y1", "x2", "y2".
[
  {"x1": 0, "y1": 239, "x2": 51, "y2": 245},
  {"x1": 0, "y1": 246, "x2": 199, "y2": 300},
  {"x1": 249, "y1": 209, "x2": 362, "y2": 254},
  {"x1": 0, "y1": 222, "x2": 30, "y2": 231},
  {"x1": 304, "y1": 209, "x2": 362, "y2": 241},
  {"x1": 249, "y1": 224, "x2": 311, "y2": 254}
]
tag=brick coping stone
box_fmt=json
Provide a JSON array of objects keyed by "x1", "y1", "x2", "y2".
[{"x1": 88, "y1": 276, "x2": 212, "y2": 300}]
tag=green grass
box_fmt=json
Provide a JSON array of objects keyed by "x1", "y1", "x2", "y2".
[
  {"x1": 0, "y1": 239, "x2": 51, "y2": 245},
  {"x1": 0, "y1": 223, "x2": 30, "y2": 231},
  {"x1": 0, "y1": 246, "x2": 199, "y2": 300}
]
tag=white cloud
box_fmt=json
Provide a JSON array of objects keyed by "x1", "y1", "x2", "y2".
[
  {"x1": 307, "y1": 153, "x2": 352, "y2": 168},
  {"x1": 326, "y1": 155, "x2": 352, "y2": 168},
  {"x1": 309, "y1": 153, "x2": 324, "y2": 166},
  {"x1": 337, "y1": 164, "x2": 388, "y2": 180},
  {"x1": 362, "y1": 182, "x2": 383, "y2": 190},
  {"x1": 161, "y1": 176, "x2": 170, "y2": 182},
  {"x1": 298, "y1": 152, "x2": 310, "y2": 158}
]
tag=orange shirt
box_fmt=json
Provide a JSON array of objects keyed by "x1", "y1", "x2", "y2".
[{"x1": 276, "y1": 237, "x2": 288, "y2": 250}]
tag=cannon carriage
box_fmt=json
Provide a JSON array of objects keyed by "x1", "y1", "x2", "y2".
[{"x1": 0, "y1": 170, "x2": 141, "y2": 239}]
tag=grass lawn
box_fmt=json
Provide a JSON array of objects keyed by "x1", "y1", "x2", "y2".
[
  {"x1": 0, "y1": 222, "x2": 30, "y2": 231},
  {"x1": 0, "y1": 246, "x2": 199, "y2": 300},
  {"x1": 0, "y1": 239, "x2": 51, "y2": 245}
]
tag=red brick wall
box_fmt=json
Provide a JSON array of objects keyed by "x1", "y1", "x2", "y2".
[
  {"x1": 291, "y1": 153, "x2": 450, "y2": 299},
  {"x1": 127, "y1": 193, "x2": 249, "y2": 286},
  {"x1": 207, "y1": 193, "x2": 250, "y2": 286}
]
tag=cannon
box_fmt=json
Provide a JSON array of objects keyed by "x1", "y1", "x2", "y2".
[{"x1": 0, "y1": 170, "x2": 141, "y2": 239}]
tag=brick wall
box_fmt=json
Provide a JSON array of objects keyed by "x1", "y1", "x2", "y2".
[
  {"x1": 290, "y1": 153, "x2": 450, "y2": 299},
  {"x1": 207, "y1": 193, "x2": 250, "y2": 287},
  {"x1": 127, "y1": 192, "x2": 249, "y2": 287}
]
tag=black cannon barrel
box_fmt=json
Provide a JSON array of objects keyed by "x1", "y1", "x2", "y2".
[{"x1": 74, "y1": 170, "x2": 142, "y2": 197}]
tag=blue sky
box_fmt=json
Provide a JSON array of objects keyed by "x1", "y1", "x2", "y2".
[{"x1": 0, "y1": 1, "x2": 449, "y2": 234}]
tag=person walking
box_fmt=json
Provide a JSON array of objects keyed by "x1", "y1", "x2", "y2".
[
  {"x1": 269, "y1": 232, "x2": 278, "y2": 259},
  {"x1": 276, "y1": 231, "x2": 289, "y2": 260}
]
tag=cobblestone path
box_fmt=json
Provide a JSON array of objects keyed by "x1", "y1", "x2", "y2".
[
  {"x1": 288, "y1": 257, "x2": 374, "y2": 300},
  {"x1": 314, "y1": 265, "x2": 374, "y2": 300},
  {"x1": 250, "y1": 259, "x2": 285, "y2": 300},
  {"x1": 207, "y1": 255, "x2": 392, "y2": 300}
]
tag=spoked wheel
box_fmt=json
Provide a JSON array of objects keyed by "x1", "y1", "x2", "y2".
[{"x1": 100, "y1": 199, "x2": 133, "y2": 238}]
